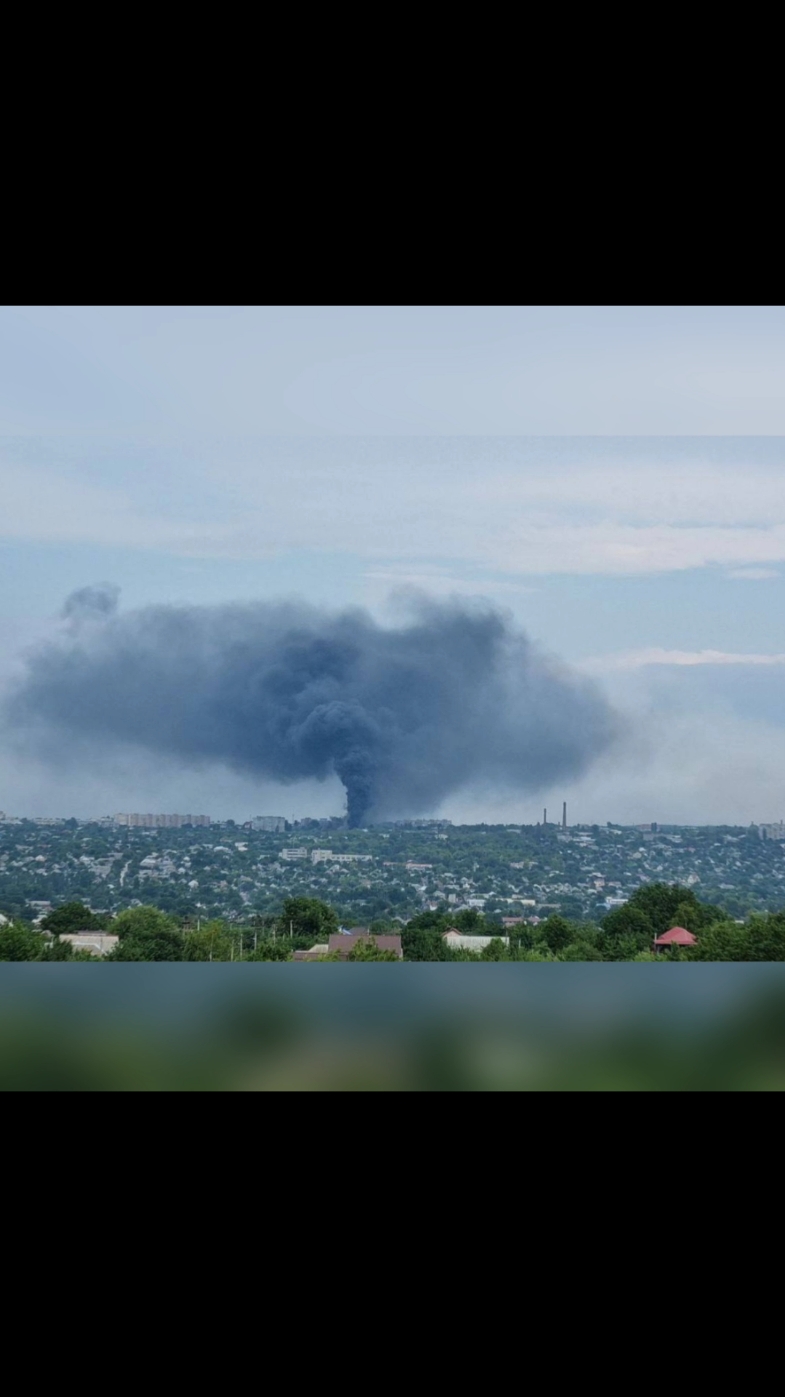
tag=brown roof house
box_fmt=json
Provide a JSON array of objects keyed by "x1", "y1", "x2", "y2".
[{"x1": 294, "y1": 929, "x2": 403, "y2": 960}]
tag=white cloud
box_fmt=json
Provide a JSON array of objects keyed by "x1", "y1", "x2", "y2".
[{"x1": 579, "y1": 648, "x2": 785, "y2": 673}]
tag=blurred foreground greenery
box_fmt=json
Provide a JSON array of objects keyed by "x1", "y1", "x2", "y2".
[{"x1": 3, "y1": 973, "x2": 785, "y2": 1089}]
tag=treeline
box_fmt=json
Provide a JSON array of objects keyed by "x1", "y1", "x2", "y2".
[
  {"x1": 0, "y1": 897, "x2": 340, "y2": 962},
  {"x1": 5, "y1": 884, "x2": 785, "y2": 960}
]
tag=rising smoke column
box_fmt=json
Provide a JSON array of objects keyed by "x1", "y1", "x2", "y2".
[{"x1": 5, "y1": 588, "x2": 620, "y2": 824}]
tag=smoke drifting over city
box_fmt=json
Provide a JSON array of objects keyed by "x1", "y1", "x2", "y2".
[{"x1": 5, "y1": 588, "x2": 619, "y2": 826}]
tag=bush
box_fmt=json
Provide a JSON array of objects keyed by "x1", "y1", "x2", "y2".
[
  {"x1": 560, "y1": 941, "x2": 603, "y2": 961},
  {"x1": 480, "y1": 937, "x2": 511, "y2": 961},
  {"x1": 244, "y1": 940, "x2": 293, "y2": 961},
  {"x1": 347, "y1": 939, "x2": 399, "y2": 961}
]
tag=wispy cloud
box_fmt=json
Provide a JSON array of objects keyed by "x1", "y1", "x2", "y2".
[
  {"x1": 579, "y1": 648, "x2": 785, "y2": 673},
  {"x1": 727, "y1": 567, "x2": 781, "y2": 580}
]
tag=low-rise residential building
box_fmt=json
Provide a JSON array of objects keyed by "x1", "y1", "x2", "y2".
[
  {"x1": 294, "y1": 931, "x2": 403, "y2": 960},
  {"x1": 443, "y1": 928, "x2": 509, "y2": 951},
  {"x1": 60, "y1": 932, "x2": 119, "y2": 957}
]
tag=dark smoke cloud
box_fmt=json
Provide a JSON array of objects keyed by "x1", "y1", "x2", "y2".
[
  {"x1": 61, "y1": 584, "x2": 120, "y2": 623},
  {"x1": 5, "y1": 588, "x2": 620, "y2": 825}
]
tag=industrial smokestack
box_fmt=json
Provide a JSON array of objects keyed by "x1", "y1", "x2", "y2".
[
  {"x1": 563, "y1": 801, "x2": 567, "y2": 829},
  {"x1": 543, "y1": 808, "x2": 547, "y2": 825}
]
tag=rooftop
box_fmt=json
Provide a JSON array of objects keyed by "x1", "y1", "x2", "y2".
[{"x1": 653, "y1": 925, "x2": 697, "y2": 946}]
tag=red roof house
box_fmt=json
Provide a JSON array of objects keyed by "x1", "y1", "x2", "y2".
[{"x1": 653, "y1": 925, "x2": 698, "y2": 948}]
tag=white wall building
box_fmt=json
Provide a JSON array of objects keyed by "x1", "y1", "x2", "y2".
[{"x1": 443, "y1": 930, "x2": 509, "y2": 952}]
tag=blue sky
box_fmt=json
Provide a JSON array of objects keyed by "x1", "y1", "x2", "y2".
[{"x1": 4, "y1": 306, "x2": 785, "y2": 824}]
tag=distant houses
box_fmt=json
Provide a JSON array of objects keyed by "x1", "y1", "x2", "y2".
[{"x1": 293, "y1": 925, "x2": 512, "y2": 959}]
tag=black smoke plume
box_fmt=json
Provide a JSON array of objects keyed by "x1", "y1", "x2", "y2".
[{"x1": 5, "y1": 589, "x2": 619, "y2": 825}]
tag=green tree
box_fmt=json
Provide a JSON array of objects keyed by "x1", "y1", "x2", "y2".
[
  {"x1": 671, "y1": 900, "x2": 706, "y2": 936},
  {"x1": 599, "y1": 905, "x2": 655, "y2": 958},
  {"x1": 112, "y1": 906, "x2": 178, "y2": 938},
  {"x1": 539, "y1": 915, "x2": 576, "y2": 954},
  {"x1": 280, "y1": 897, "x2": 339, "y2": 942},
  {"x1": 401, "y1": 926, "x2": 453, "y2": 961},
  {"x1": 620, "y1": 883, "x2": 723, "y2": 940},
  {"x1": 40, "y1": 901, "x2": 106, "y2": 934},
  {"x1": 480, "y1": 937, "x2": 511, "y2": 961},
  {"x1": 182, "y1": 919, "x2": 233, "y2": 961},
  {"x1": 406, "y1": 910, "x2": 452, "y2": 933},
  {"x1": 453, "y1": 909, "x2": 486, "y2": 933},
  {"x1": 745, "y1": 912, "x2": 785, "y2": 960},
  {"x1": 0, "y1": 923, "x2": 43, "y2": 961},
  {"x1": 107, "y1": 905, "x2": 184, "y2": 961},
  {"x1": 687, "y1": 915, "x2": 785, "y2": 962},
  {"x1": 515, "y1": 923, "x2": 548, "y2": 952}
]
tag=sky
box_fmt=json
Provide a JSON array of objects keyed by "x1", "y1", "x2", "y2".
[{"x1": 4, "y1": 304, "x2": 785, "y2": 825}]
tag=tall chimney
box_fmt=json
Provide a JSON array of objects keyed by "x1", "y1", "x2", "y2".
[
  {"x1": 563, "y1": 801, "x2": 567, "y2": 829},
  {"x1": 543, "y1": 808, "x2": 547, "y2": 825}
]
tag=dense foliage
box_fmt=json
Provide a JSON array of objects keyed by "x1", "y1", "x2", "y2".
[{"x1": 5, "y1": 878, "x2": 785, "y2": 961}]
